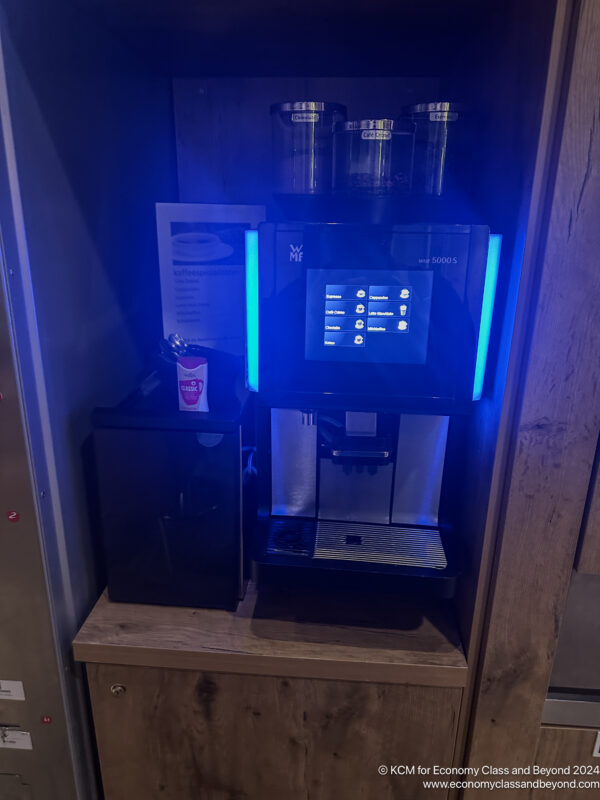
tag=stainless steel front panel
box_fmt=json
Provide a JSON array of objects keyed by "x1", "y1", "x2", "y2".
[
  {"x1": 314, "y1": 521, "x2": 447, "y2": 568},
  {"x1": 318, "y1": 459, "x2": 393, "y2": 524},
  {"x1": 543, "y1": 696, "x2": 600, "y2": 728},
  {"x1": 550, "y1": 571, "x2": 600, "y2": 691},
  {"x1": 392, "y1": 415, "x2": 449, "y2": 526},
  {"x1": 271, "y1": 408, "x2": 317, "y2": 516}
]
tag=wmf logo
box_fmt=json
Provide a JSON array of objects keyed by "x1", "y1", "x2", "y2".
[{"x1": 289, "y1": 244, "x2": 304, "y2": 262}]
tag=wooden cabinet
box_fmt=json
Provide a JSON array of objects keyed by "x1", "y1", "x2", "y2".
[
  {"x1": 463, "y1": 0, "x2": 600, "y2": 780},
  {"x1": 532, "y1": 726, "x2": 600, "y2": 799},
  {"x1": 86, "y1": 663, "x2": 460, "y2": 800},
  {"x1": 74, "y1": 589, "x2": 466, "y2": 799}
]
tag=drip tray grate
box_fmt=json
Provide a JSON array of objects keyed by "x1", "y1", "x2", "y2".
[
  {"x1": 315, "y1": 521, "x2": 447, "y2": 569},
  {"x1": 266, "y1": 517, "x2": 447, "y2": 570}
]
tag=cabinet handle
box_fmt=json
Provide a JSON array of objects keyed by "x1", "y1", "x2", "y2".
[{"x1": 110, "y1": 684, "x2": 127, "y2": 697}]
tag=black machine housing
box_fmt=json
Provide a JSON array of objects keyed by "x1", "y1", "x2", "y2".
[
  {"x1": 256, "y1": 222, "x2": 490, "y2": 413},
  {"x1": 251, "y1": 222, "x2": 493, "y2": 596}
]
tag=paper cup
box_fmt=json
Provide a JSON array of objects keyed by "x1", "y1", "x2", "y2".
[{"x1": 177, "y1": 356, "x2": 209, "y2": 412}]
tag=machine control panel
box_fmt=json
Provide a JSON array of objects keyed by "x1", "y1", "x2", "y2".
[
  {"x1": 255, "y1": 222, "x2": 492, "y2": 409},
  {"x1": 305, "y1": 268, "x2": 433, "y2": 364}
]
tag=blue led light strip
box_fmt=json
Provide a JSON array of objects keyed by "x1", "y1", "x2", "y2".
[
  {"x1": 245, "y1": 230, "x2": 259, "y2": 392},
  {"x1": 473, "y1": 233, "x2": 502, "y2": 401}
]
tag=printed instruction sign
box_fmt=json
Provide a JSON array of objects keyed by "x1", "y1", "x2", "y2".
[
  {"x1": 0, "y1": 730, "x2": 32, "y2": 750},
  {"x1": 0, "y1": 680, "x2": 25, "y2": 701},
  {"x1": 156, "y1": 203, "x2": 265, "y2": 356}
]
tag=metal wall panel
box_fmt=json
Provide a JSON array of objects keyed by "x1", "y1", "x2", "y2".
[
  {"x1": 0, "y1": 775, "x2": 32, "y2": 800},
  {"x1": 0, "y1": 258, "x2": 79, "y2": 798}
]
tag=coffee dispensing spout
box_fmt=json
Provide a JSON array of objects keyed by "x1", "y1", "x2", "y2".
[
  {"x1": 319, "y1": 412, "x2": 393, "y2": 464},
  {"x1": 329, "y1": 436, "x2": 392, "y2": 462}
]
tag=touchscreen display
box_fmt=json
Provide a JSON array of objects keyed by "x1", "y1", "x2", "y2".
[{"x1": 305, "y1": 268, "x2": 433, "y2": 364}]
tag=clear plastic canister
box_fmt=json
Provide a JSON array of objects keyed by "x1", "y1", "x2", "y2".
[
  {"x1": 333, "y1": 119, "x2": 415, "y2": 195},
  {"x1": 403, "y1": 102, "x2": 466, "y2": 197},
  {"x1": 271, "y1": 101, "x2": 346, "y2": 194}
]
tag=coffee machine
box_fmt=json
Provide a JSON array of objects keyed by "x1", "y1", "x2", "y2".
[{"x1": 246, "y1": 223, "x2": 500, "y2": 595}]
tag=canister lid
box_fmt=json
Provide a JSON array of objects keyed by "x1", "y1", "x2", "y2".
[
  {"x1": 404, "y1": 102, "x2": 464, "y2": 114},
  {"x1": 334, "y1": 118, "x2": 413, "y2": 132},
  {"x1": 270, "y1": 101, "x2": 346, "y2": 114}
]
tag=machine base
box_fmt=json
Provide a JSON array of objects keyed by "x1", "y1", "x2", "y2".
[{"x1": 254, "y1": 516, "x2": 460, "y2": 598}]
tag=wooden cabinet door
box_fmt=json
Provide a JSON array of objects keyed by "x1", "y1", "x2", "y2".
[
  {"x1": 87, "y1": 663, "x2": 461, "y2": 800},
  {"x1": 532, "y1": 726, "x2": 600, "y2": 798}
]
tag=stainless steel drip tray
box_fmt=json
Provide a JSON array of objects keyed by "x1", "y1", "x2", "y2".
[
  {"x1": 266, "y1": 517, "x2": 447, "y2": 570},
  {"x1": 314, "y1": 520, "x2": 447, "y2": 569},
  {"x1": 543, "y1": 692, "x2": 600, "y2": 728}
]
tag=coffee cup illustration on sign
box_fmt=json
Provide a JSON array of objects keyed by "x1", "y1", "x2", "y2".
[{"x1": 171, "y1": 232, "x2": 234, "y2": 263}]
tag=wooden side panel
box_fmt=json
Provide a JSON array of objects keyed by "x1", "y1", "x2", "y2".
[
  {"x1": 87, "y1": 662, "x2": 461, "y2": 800},
  {"x1": 533, "y1": 726, "x2": 600, "y2": 798},
  {"x1": 576, "y1": 442, "x2": 600, "y2": 574},
  {"x1": 450, "y1": 2, "x2": 561, "y2": 772},
  {"x1": 465, "y1": 0, "x2": 600, "y2": 779},
  {"x1": 453, "y1": 0, "x2": 558, "y2": 659}
]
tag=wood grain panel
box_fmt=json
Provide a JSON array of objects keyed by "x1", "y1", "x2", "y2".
[
  {"x1": 87, "y1": 662, "x2": 461, "y2": 800},
  {"x1": 450, "y1": 0, "x2": 562, "y2": 774},
  {"x1": 74, "y1": 586, "x2": 467, "y2": 687},
  {"x1": 465, "y1": 0, "x2": 600, "y2": 780},
  {"x1": 532, "y1": 726, "x2": 600, "y2": 798},
  {"x1": 576, "y1": 440, "x2": 600, "y2": 574}
]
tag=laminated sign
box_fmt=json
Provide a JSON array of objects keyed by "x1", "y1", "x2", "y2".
[
  {"x1": 156, "y1": 203, "x2": 265, "y2": 356},
  {"x1": 0, "y1": 680, "x2": 25, "y2": 701}
]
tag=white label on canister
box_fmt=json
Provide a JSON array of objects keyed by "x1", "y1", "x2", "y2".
[
  {"x1": 0, "y1": 680, "x2": 25, "y2": 701},
  {"x1": 0, "y1": 730, "x2": 32, "y2": 750},
  {"x1": 292, "y1": 112, "x2": 319, "y2": 122},
  {"x1": 361, "y1": 130, "x2": 392, "y2": 141},
  {"x1": 429, "y1": 111, "x2": 458, "y2": 122}
]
